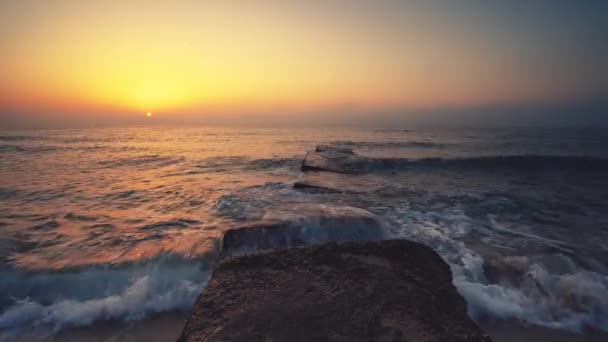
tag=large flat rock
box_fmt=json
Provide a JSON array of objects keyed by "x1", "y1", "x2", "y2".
[{"x1": 180, "y1": 240, "x2": 492, "y2": 342}]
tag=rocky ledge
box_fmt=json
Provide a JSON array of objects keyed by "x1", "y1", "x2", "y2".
[{"x1": 179, "y1": 240, "x2": 491, "y2": 342}]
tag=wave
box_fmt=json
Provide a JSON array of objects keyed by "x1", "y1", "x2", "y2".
[
  {"x1": 0, "y1": 186, "x2": 73, "y2": 204},
  {"x1": 460, "y1": 259, "x2": 608, "y2": 331},
  {"x1": 98, "y1": 155, "x2": 185, "y2": 169},
  {"x1": 197, "y1": 156, "x2": 298, "y2": 172},
  {"x1": 220, "y1": 204, "x2": 388, "y2": 257},
  {"x1": 195, "y1": 156, "x2": 249, "y2": 172},
  {"x1": 405, "y1": 155, "x2": 608, "y2": 170},
  {"x1": 388, "y1": 202, "x2": 608, "y2": 333},
  {"x1": 0, "y1": 144, "x2": 59, "y2": 154},
  {"x1": 373, "y1": 128, "x2": 413, "y2": 133},
  {"x1": 305, "y1": 145, "x2": 608, "y2": 174},
  {"x1": 0, "y1": 201, "x2": 388, "y2": 336},
  {"x1": 0, "y1": 188, "x2": 21, "y2": 201},
  {"x1": 345, "y1": 155, "x2": 608, "y2": 173},
  {"x1": 2, "y1": 192, "x2": 607, "y2": 334},
  {"x1": 0, "y1": 143, "x2": 138, "y2": 154},
  {"x1": 245, "y1": 158, "x2": 300, "y2": 172},
  {"x1": 0, "y1": 145, "x2": 17, "y2": 152},
  {"x1": 164, "y1": 157, "x2": 299, "y2": 177},
  {"x1": 0, "y1": 135, "x2": 113, "y2": 143},
  {"x1": 0, "y1": 135, "x2": 43, "y2": 142},
  {"x1": 139, "y1": 219, "x2": 201, "y2": 231},
  {"x1": 330, "y1": 140, "x2": 444, "y2": 149},
  {"x1": 0, "y1": 255, "x2": 210, "y2": 336}
]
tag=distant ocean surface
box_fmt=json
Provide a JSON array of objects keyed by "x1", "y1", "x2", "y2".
[{"x1": 1, "y1": 126, "x2": 608, "y2": 340}]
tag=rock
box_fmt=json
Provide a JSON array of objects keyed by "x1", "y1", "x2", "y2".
[
  {"x1": 179, "y1": 240, "x2": 492, "y2": 342},
  {"x1": 482, "y1": 256, "x2": 529, "y2": 286},
  {"x1": 301, "y1": 145, "x2": 411, "y2": 174},
  {"x1": 301, "y1": 147, "x2": 360, "y2": 174},
  {"x1": 221, "y1": 204, "x2": 386, "y2": 257},
  {"x1": 294, "y1": 171, "x2": 388, "y2": 193}
]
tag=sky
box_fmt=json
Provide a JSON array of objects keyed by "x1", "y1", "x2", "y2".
[{"x1": 0, "y1": 0, "x2": 606, "y2": 127}]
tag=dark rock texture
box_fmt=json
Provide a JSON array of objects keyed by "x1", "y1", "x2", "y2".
[{"x1": 179, "y1": 240, "x2": 492, "y2": 342}]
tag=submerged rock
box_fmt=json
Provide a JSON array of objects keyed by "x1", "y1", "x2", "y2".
[
  {"x1": 301, "y1": 145, "x2": 411, "y2": 174},
  {"x1": 180, "y1": 240, "x2": 491, "y2": 342},
  {"x1": 297, "y1": 146, "x2": 408, "y2": 194},
  {"x1": 221, "y1": 204, "x2": 386, "y2": 257},
  {"x1": 482, "y1": 255, "x2": 530, "y2": 286},
  {"x1": 294, "y1": 171, "x2": 388, "y2": 193},
  {"x1": 301, "y1": 146, "x2": 360, "y2": 173}
]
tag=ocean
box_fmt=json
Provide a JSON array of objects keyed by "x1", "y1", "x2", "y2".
[{"x1": 1, "y1": 125, "x2": 607, "y2": 341}]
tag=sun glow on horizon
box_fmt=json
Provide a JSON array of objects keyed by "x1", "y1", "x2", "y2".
[{"x1": 0, "y1": 1, "x2": 606, "y2": 122}]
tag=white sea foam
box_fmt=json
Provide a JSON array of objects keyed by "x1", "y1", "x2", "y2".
[
  {"x1": 389, "y1": 205, "x2": 608, "y2": 332},
  {"x1": 0, "y1": 257, "x2": 209, "y2": 337},
  {"x1": 458, "y1": 270, "x2": 608, "y2": 331}
]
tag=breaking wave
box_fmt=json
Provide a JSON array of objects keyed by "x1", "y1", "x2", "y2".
[
  {"x1": 221, "y1": 205, "x2": 388, "y2": 257},
  {"x1": 0, "y1": 256, "x2": 210, "y2": 337},
  {"x1": 0, "y1": 201, "x2": 387, "y2": 336},
  {"x1": 3, "y1": 126, "x2": 608, "y2": 338},
  {"x1": 388, "y1": 202, "x2": 608, "y2": 332},
  {"x1": 459, "y1": 261, "x2": 608, "y2": 331}
]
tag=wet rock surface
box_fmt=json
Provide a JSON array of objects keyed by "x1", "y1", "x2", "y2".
[
  {"x1": 294, "y1": 171, "x2": 388, "y2": 193},
  {"x1": 179, "y1": 240, "x2": 492, "y2": 342},
  {"x1": 298, "y1": 145, "x2": 407, "y2": 194},
  {"x1": 220, "y1": 204, "x2": 386, "y2": 257},
  {"x1": 301, "y1": 146, "x2": 361, "y2": 174}
]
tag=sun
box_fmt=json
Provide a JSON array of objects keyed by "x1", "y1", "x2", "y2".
[{"x1": 146, "y1": 112, "x2": 152, "y2": 117}]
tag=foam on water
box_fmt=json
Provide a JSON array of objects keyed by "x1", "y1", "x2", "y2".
[
  {"x1": 389, "y1": 203, "x2": 608, "y2": 332},
  {"x1": 1, "y1": 126, "x2": 608, "y2": 337},
  {"x1": 0, "y1": 257, "x2": 209, "y2": 338},
  {"x1": 221, "y1": 204, "x2": 388, "y2": 257}
]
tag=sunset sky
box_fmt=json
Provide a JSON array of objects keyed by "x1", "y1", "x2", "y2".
[{"x1": 1, "y1": 0, "x2": 606, "y2": 127}]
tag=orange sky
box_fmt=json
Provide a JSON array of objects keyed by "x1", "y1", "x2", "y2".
[{"x1": 1, "y1": 1, "x2": 606, "y2": 123}]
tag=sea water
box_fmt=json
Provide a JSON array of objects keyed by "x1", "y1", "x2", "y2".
[{"x1": 1, "y1": 125, "x2": 607, "y2": 340}]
